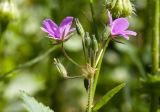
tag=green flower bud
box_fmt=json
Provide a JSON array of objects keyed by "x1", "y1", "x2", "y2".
[
  {"x1": 75, "y1": 18, "x2": 85, "y2": 37},
  {"x1": 85, "y1": 32, "x2": 91, "y2": 48},
  {"x1": 0, "y1": 1, "x2": 17, "y2": 23},
  {"x1": 113, "y1": 0, "x2": 123, "y2": 17},
  {"x1": 54, "y1": 58, "x2": 67, "y2": 78},
  {"x1": 102, "y1": 26, "x2": 111, "y2": 40},
  {"x1": 106, "y1": 0, "x2": 134, "y2": 17},
  {"x1": 92, "y1": 35, "x2": 98, "y2": 52},
  {"x1": 122, "y1": 0, "x2": 134, "y2": 17}
]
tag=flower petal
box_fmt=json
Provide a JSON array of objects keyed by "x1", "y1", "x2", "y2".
[
  {"x1": 111, "y1": 18, "x2": 129, "y2": 35},
  {"x1": 59, "y1": 16, "x2": 74, "y2": 37},
  {"x1": 41, "y1": 19, "x2": 61, "y2": 39},
  {"x1": 107, "y1": 10, "x2": 113, "y2": 26},
  {"x1": 123, "y1": 30, "x2": 137, "y2": 36}
]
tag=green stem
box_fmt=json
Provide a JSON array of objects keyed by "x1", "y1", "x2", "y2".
[
  {"x1": 92, "y1": 38, "x2": 111, "y2": 98},
  {"x1": 0, "y1": 46, "x2": 59, "y2": 80},
  {"x1": 150, "y1": 93, "x2": 159, "y2": 112},
  {"x1": 152, "y1": 0, "x2": 159, "y2": 75},
  {"x1": 89, "y1": 0, "x2": 98, "y2": 41},
  {"x1": 150, "y1": 0, "x2": 159, "y2": 112},
  {"x1": 87, "y1": 76, "x2": 94, "y2": 112},
  {"x1": 87, "y1": 38, "x2": 111, "y2": 112}
]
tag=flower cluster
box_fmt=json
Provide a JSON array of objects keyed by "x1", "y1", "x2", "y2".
[{"x1": 41, "y1": 12, "x2": 136, "y2": 41}]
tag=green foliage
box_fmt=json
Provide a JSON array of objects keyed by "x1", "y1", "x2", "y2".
[
  {"x1": 93, "y1": 83, "x2": 125, "y2": 111},
  {"x1": 20, "y1": 91, "x2": 54, "y2": 112}
]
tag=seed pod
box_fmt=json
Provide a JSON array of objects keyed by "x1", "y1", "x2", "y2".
[
  {"x1": 102, "y1": 26, "x2": 111, "y2": 40},
  {"x1": 75, "y1": 18, "x2": 85, "y2": 37},
  {"x1": 92, "y1": 35, "x2": 98, "y2": 52},
  {"x1": 54, "y1": 58, "x2": 67, "y2": 78},
  {"x1": 85, "y1": 32, "x2": 91, "y2": 48}
]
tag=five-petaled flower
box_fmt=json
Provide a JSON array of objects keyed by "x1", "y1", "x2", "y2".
[
  {"x1": 41, "y1": 16, "x2": 75, "y2": 41},
  {"x1": 108, "y1": 11, "x2": 137, "y2": 40}
]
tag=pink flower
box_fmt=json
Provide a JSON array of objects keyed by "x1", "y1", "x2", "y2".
[
  {"x1": 108, "y1": 11, "x2": 137, "y2": 40},
  {"x1": 41, "y1": 16, "x2": 75, "y2": 41}
]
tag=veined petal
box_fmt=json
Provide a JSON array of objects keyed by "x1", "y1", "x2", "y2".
[
  {"x1": 41, "y1": 19, "x2": 61, "y2": 39},
  {"x1": 59, "y1": 16, "x2": 74, "y2": 37},
  {"x1": 123, "y1": 30, "x2": 137, "y2": 36},
  {"x1": 107, "y1": 10, "x2": 113, "y2": 26},
  {"x1": 111, "y1": 18, "x2": 129, "y2": 35}
]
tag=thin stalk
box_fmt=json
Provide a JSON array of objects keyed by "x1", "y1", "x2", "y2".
[
  {"x1": 90, "y1": 0, "x2": 98, "y2": 40},
  {"x1": 150, "y1": 93, "x2": 159, "y2": 112},
  {"x1": 150, "y1": 0, "x2": 159, "y2": 112},
  {"x1": 92, "y1": 38, "x2": 111, "y2": 99},
  {"x1": 0, "y1": 46, "x2": 58, "y2": 80},
  {"x1": 151, "y1": 0, "x2": 159, "y2": 75},
  {"x1": 87, "y1": 38, "x2": 110, "y2": 112},
  {"x1": 87, "y1": 76, "x2": 94, "y2": 112},
  {"x1": 61, "y1": 43, "x2": 81, "y2": 68}
]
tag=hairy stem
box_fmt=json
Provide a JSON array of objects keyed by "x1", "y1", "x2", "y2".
[
  {"x1": 87, "y1": 38, "x2": 110, "y2": 112},
  {"x1": 87, "y1": 76, "x2": 94, "y2": 112},
  {"x1": 92, "y1": 38, "x2": 111, "y2": 98}
]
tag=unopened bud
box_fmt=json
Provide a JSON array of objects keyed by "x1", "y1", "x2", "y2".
[
  {"x1": 92, "y1": 35, "x2": 98, "y2": 52},
  {"x1": 113, "y1": 0, "x2": 123, "y2": 17},
  {"x1": 0, "y1": 1, "x2": 17, "y2": 23},
  {"x1": 75, "y1": 18, "x2": 85, "y2": 37},
  {"x1": 106, "y1": 0, "x2": 134, "y2": 17},
  {"x1": 122, "y1": 0, "x2": 134, "y2": 17},
  {"x1": 54, "y1": 58, "x2": 67, "y2": 78},
  {"x1": 102, "y1": 26, "x2": 111, "y2": 40},
  {"x1": 85, "y1": 32, "x2": 91, "y2": 48}
]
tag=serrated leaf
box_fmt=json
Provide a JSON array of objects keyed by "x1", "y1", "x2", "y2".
[
  {"x1": 20, "y1": 91, "x2": 54, "y2": 112},
  {"x1": 93, "y1": 83, "x2": 125, "y2": 111}
]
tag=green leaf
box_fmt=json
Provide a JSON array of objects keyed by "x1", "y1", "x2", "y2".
[
  {"x1": 20, "y1": 91, "x2": 54, "y2": 112},
  {"x1": 93, "y1": 83, "x2": 125, "y2": 111}
]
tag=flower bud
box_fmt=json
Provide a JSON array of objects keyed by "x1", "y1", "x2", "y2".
[
  {"x1": 122, "y1": 0, "x2": 134, "y2": 17},
  {"x1": 0, "y1": 1, "x2": 17, "y2": 23},
  {"x1": 106, "y1": 0, "x2": 134, "y2": 17},
  {"x1": 85, "y1": 32, "x2": 91, "y2": 48},
  {"x1": 92, "y1": 35, "x2": 98, "y2": 52},
  {"x1": 75, "y1": 18, "x2": 85, "y2": 37},
  {"x1": 113, "y1": 0, "x2": 123, "y2": 17},
  {"x1": 54, "y1": 58, "x2": 67, "y2": 78},
  {"x1": 102, "y1": 26, "x2": 111, "y2": 40}
]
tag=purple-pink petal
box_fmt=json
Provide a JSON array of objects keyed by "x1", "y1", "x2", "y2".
[
  {"x1": 59, "y1": 16, "x2": 74, "y2": 38},
  {"x1": 122, "y1": 30, "x2": 137, "y2": 36},
  {"x1": 111, "y1": 18, "x2": 129, "y2": 35},
  {"x1": 41, "y1": 19, "x2": 61, "y2": 39}
]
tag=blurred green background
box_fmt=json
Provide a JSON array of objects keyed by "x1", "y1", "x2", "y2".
[{"x1": 0, "y1": 0, "x2": 159, "y2": 112}]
